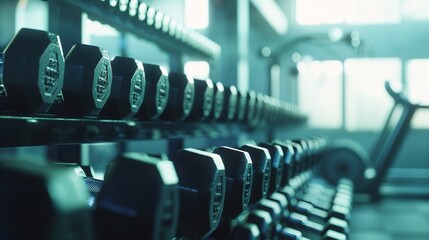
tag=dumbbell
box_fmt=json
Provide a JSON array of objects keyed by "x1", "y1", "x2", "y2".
[
  {"x1": 250, "y1": 93, "x2": 265, "y2": 126},
  {"x1": 0, "y1": 160, "x2": 93, "y2": 240},
  {"x1": 135, "y1": 63, "x2": 169, "y2": 120},
  {"x1": 1, "y1": 28, "x2": 64, "y2": 113},
  {"x1": 172, "y1": 148, "x2": 226, "y2": 239},
  {"x1": 186, "y1": 78, "x2": 214, "y2": 121},
  {"x1": 245, "y1": 90, "x2": 257, "y2": 124},
  {"x1": 239, "y1": 144, "x2": 271, "y2": 204},
  {"x1": 92, "y1": 153, "x2": 180, "y2": 240},
  {"x1": 228, "y1": 222, "x2": 261, "y2": 240},
  {"x1": 235, "y1": 90, "x2": 248, "y2": 122},
  {"x1": 210, "y1": 146, "x2": 253, "y2": 238},
  {"x1": 62, "y1": 43, "x2": 112, "y2": 117},
  {"x1": 208, "y1": 82, "x2": 225, "y2": 121},
  {"x1": 219, "y1": 85, "x2": 238, "y2": 121},
  {"x1": 272, "y1": 140, "x2": 295, "y2": 187},
  {"x1": 159, "y1": 72, "x2": 195, "y2": 121},
  {"x1": 100, "y1": 56, "x2": 145, "y2": 119},
  {"x1": 258, "y1": 143, "x2": 285, "y2": 194}
]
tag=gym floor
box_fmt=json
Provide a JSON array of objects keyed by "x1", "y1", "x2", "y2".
[{"x1": 350, "y1": 197, "x2": 429, "y2": 240}]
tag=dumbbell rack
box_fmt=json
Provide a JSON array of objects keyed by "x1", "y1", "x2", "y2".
[{"x1": 0, "y1": 2, "x2": 359, "y2": 240}]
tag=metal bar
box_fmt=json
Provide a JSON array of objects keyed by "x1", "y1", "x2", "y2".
[{"x1": 369, "y1": 104, "x2": 417, "y2": 198}]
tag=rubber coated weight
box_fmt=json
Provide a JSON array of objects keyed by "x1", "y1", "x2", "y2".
[
  {"x1": 94, "y1": 153, "x2": 179, "y2": 240},
  {"x1": 228, "y1": 223, "x2": 261, "y2": 240},
  {"x1": 245, "y1": 90, "x2": 257, "y2": 123},
  {"x1": 258, "y1": 143, "x2": 285, "y2": 194},
  {"x1": 100, "y1": 56, "x2": 145, "y2": 119},
  {"x1": 219, "y1": 85, "x2": 238, "y2": 121},
  {"x1": 209, "y1": 82, "x2": 225, "y2": 120},
  {"x1": 2, "y1": 28, "x2": 64, "y2": 112},
  {"x1": 173, "y1": 148, "x2": 226, "y2": 239},
  {"x1": 160, "y1": 72, "x2": 194, "y2": 121},
  {"x1": 187, "y1": 78, "x2": 214, "y2": 121},
  {"x1": 240, "y1": 144, "x2": 271, "y2": 204},
  {"x1": 213, "y1": 146, "x2": 253, "y2": 219},
  {"x1": 0, "y1": 160, "x2": 93, "y2": 240},
  {"x1": 272, "y1": 141, "x2": 295, "y2": 187},
  {"x1": 245, "y1": 209, "x2": 273, "y2": 240},
  {"x1": 136, "y1": 63, "x2": 169, "y2": 120},
  {"x1": 62, "y1": 43, "x2": 112, "y2": 116}
]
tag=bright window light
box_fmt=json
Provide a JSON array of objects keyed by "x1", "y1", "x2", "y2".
[
  {"x1": 184, "y1": 61, "x2": 210, "y2": 79},
  {"x1": 184, "y1": 0, "x2": 209, "y2": 30},
  {"x1": 84, "y1": 16, "x2": 119, "y2": 36},
  {"x1": 296, "y1": 0, "x2": 402, "y2": 25},
  {"x1": 345, "y1": 0, "x2": 401, "y2": 25},
  {"x1": 297, "y1": 60, "x2": 343, "y2": 128},
  {"x1": 344, "y1": 58, "x2": 402, "y2": 131},
  {"x1": 406, "y1": 59, "x2": 429, "y2": 129},
  {"x1": 402, "y1": 0, "x2": 429, "y2": 20},
  {"x1": 296, "y1": 0, "x2": 345, "y2": 25}
]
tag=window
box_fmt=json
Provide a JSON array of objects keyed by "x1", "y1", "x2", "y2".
[
  {"x1": 184, "y1": 0, "x2": 209, "y2": 30},
  {"x1": 184, "y1": 61, "x2": 210, "y2": 79},
  {"x1": 344, "y1": 58, "x2": 402, "y2": 131},
  {"x1": 296, "y1": 0, "x2": 403, "y2": 25},
  {"x1": 406, "y1": 59, "x2": 429, "y2": 128},
  {"x1": 297, "y1": 60, "x2": 343, "y2": 128}
]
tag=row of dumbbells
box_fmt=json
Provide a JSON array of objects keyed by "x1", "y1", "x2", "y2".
[
  {"x1": 91, "y1": 0, "x2": 221, "y2": 57},
  {"x1": 0, "y1": 137, "x2": 352, "y2": 240},
  {"x1": 0, "y1": 28, "x2": 305, "y2": 127}
]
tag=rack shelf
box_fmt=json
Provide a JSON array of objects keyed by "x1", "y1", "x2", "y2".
[{"x1": 55, "y1": 0, "x2": 221, "y2": 61}]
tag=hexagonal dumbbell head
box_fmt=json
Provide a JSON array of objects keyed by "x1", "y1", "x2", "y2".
[
  {"x1": 258, "y1": 143, "x2": 284, "y2": 194},
  {"x1": 245, "y1": 90, "x2": 257, "y2": 123},
  {"x1": 187, "y1": 78, "x2": 214, "y2": 121},
  {"x1": 209, "y1": 82, "x2": 225, "y2": 121},
  {"x1": 94, "y1": 153, "x2": 179, "y2": 240},
  {"x1": 0, "y1": 160, "x2": 93, "y2": 240},
  {"x1": 240, "y1": 144, "x2": 271, "y2": 204},
  {"x1": 213, "y1": 146, "x2": 253, "y2": 219},
  {"x1": 228, "y1": 223, "x2": 261, "y2": 240},
  {"x1": 273, "y1": 141, "x2": 295, "y2": 187},
  {"x1": 136, "y1": 63, "x2": 169, "y2": 120},
  {"x1": 2, "y1": 28, "x2": 64, "y2": 112},
  {"x1": 173, "y1": 148, "x2": 226, "y2": 239},
  {"x1": 236, "y1": 90, "x2": 248, "y2": 122},
  {"x1": 219, "y1": 85, "x2": 238, "y2": 121},
  {"x1": 160, "y1": 72, "x2": 195, "y2": 121},
  {"x1": 62, "y1": 43, "x2": 112, "y2": 116},
  {"x1": 100, "y1": 56, "x2": 145, "y2": 119},
  {"x1": 245, "y1": 209, "x2": 273, "y2": 240}
]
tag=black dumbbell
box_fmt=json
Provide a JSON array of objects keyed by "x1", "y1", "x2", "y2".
[
  {"x1": 2, "y1": 28, "x2": 64, "y2": 113},
  {"x1": 244, "y1": 209, "x2": 273, "y2": 240},
  {"x1": 254, "y1": 198, "x2": 283, "y2": 238},
  {"x1": 245, "y1": 90, "x2": 257, "y2": 124},
  {"x1": 228, "y1": 223, "x2": 261, "y2": 240},
  {"x1": 62, "y1": 43, "x2": 112, "y2": 116},
  {"x1": 235, "y1": 90, "x2": 247, "y2": 122},
  {"x1": 94, "y1": 153, "x2": 179, "y2": 240},
  {"x1": 272, "y1": 140, "x2": 295, "y2": 187},
  {"x1": 135, "y1": 63, "x2": 169, "y2": 120},
  {"x1": 281, "y1": 212, "x2": 348, "y2": 240},
  {"x1": 219, "y1": 85, "x2": 238, "y2": 121},
  {"x1": 0, "y1": 160, "x2": 93, "y2": 240},
  {"x1": 240, "y1": 144, "x2": 271, "y2": 204},
  {"x1": 159, "y1": 72, "x2": 194, "y2": 121},
  {"x1": 258, "y1": 143, "x2": 285, "y2": 195},
  {"x1": 251, "y1": 93, "x2": 265, "y2": 126},
  {"x1": 209, "y1": 82, "x2": 225, "y2": 121},
  {"x1": 211, "y1": 146, "x2": 253, "y2": 238},
  {"x1": 100, "y1": 56, "x2": 145, "y2": 119},
  {"x1": 172, "y1": 148, "x2": 226, "y2": 239},
  {"x1": 187, "y1": 78, "x2": 214, "y2": 121}
]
